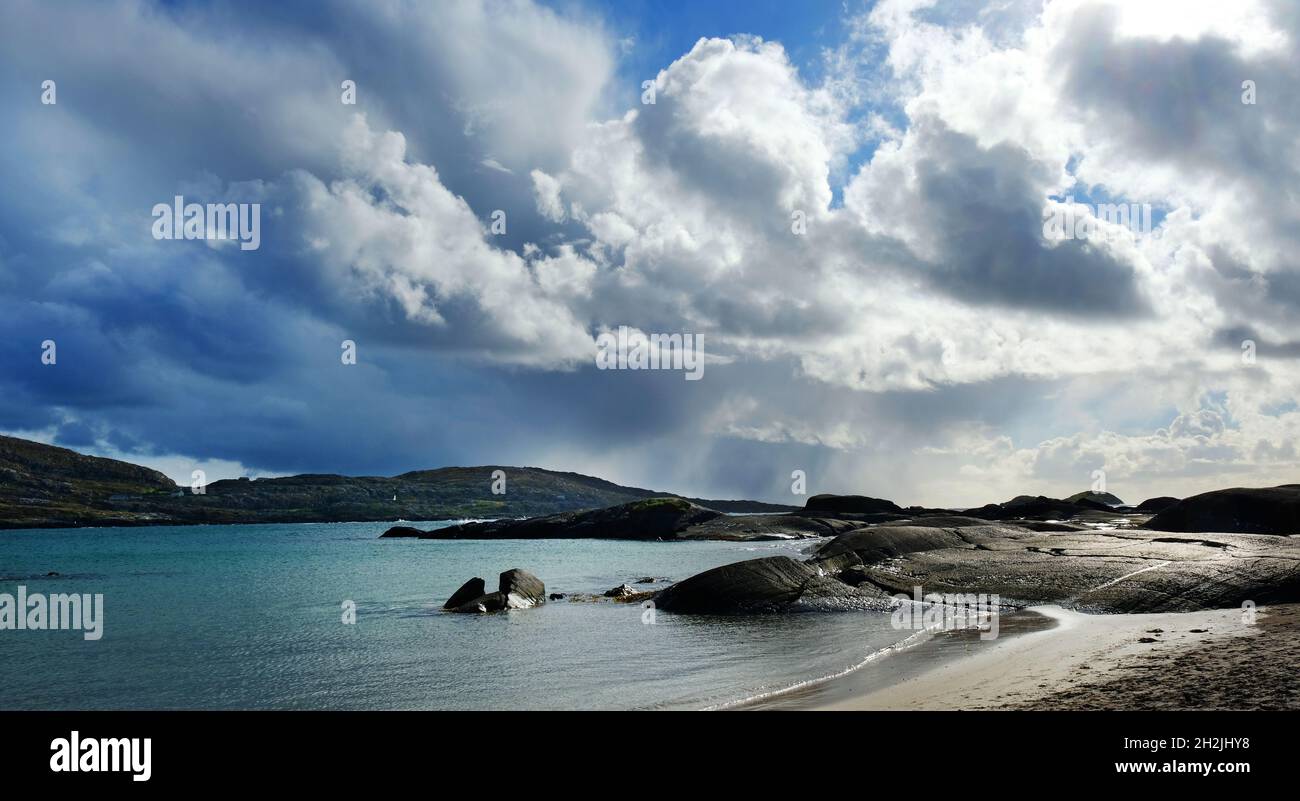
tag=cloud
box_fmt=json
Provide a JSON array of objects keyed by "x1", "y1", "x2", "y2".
[{"x1": 2, "y1": 0, "x2": 1300, "y2": 507}]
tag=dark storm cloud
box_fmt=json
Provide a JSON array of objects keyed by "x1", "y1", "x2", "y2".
[{"x1": 867, "y1": 120, "x2": 1151, "y2": 315}]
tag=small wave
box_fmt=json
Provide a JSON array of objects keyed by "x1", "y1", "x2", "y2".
[{"x1": 701, "y1": 628, "x2": 933, "y2": 710}]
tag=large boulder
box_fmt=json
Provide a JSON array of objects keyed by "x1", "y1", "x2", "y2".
[
  {"x1": 443, "y1": 577, "x2": 486, "y2": 609},
  {"x1": 803, "y1": 494, "x2": 902, "y2": 515},
  {"x1": 653, "y1": 556, "x2": 886, "y2": 614},
  {"x1": 1145, "y1": 485, "x2": 1300, "y2": 535},
  {"x1": 498, "y1": 568, "x2": 546, "y2": 608}
]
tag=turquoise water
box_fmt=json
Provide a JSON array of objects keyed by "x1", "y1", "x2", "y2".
[{"x1": 0, "y1": 522, "x2": 911, "y2": 710}]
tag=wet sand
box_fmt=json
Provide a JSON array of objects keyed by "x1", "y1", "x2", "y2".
[{"x1": 749, "y1": 604, "x2": 1299, "y2": 710}]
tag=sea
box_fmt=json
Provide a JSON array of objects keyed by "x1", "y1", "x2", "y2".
[{"x1": 0, "y1": 521, "x2": 917, "y2": 710}]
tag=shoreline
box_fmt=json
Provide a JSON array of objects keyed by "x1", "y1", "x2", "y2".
[{"x1": 747, "y1": 604, "x2": 1298, "y2": 711}]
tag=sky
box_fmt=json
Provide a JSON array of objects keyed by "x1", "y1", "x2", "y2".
[{"x1": 1, "y1": 0, "x2": 1298, "y2": 508}]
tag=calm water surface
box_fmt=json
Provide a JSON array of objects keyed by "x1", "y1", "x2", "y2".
[{"x1": 0, "y1": 521, "x2": 911, "y2": 709}]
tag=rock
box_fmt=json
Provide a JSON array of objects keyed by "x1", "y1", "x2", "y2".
[
  {"x1": 836, "y1": 565, "x2": 875, "y2": 587},
  {"x1": 654, "y1": 556, "x2": 887, "y2": 614},
  {"x1": 499, "y1": 568, "x2": 546, "y2": 607},
  {"x1": 890, "y1": 515, "x2": 995, "y2": 528},
  {"x1": 964, "y1": 495, "x2": 1139, "y2": 523},
  {"x1": 677, "y1": 513, "x2": 866, "y2": 541},
  {"x1": 1072, "y1": 496, "x2": 1114, "y2": 511},
  {"x1": 813, "y1": 525, "x2": 974, "y2": 564},
  {"x1": 408, "y1": 497, "x2": 722, "y2": 541},
  {"x1": 633, "y1": 576, "x2": 667, "y2": 584},
  {"x1": 603, "y1": 583, "x2": 655, "y2": 603},
  {"x1": 1014, "y1": 521, "x2": 1088, "y2": 532},
  {"x1": 446, "y1": 568, "x2": 546, "y2": 612},
  {"x1": 803, "y1": 494, "x2": 902, "y2": 515},
  {"x1": 1144, "y1": 485, "x2": 1300, "y2": 535},
  {"x1": 443, "y1": 577, "x2": 486, "y2": 609},
  {"x1": 1066, "y1": 491, "x2": 1125, "y2": 506},
  {"x1": 453, "y1": 591, "x2": 507, "y2": 614},
  {"x1": 834, "y1": 527, "x2": 1300, "y2": 613},
  {"x1": 380, "y1": 526, "x2": 425, "y2": 538},
  {"x1": 809, "y1": 549, "x2": 865, "y2": 574},
  {"x1": 1135, "y1": 496, "x2": 1180, "y2": 514},
  {"x1": 548, "y1": 592, "x2": 566, "y2": 600}
]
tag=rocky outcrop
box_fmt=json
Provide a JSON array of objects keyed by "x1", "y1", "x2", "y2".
[
  {"x1": 812, "y1": 525, "x2": 976, "y2": 564},
  {"x1": 386, "y1": 498, "x2": 870, "y2": 542},
  {"x1": 380, "y1": 526, "x2": 425, "y2": 538},
  {"x1": 1065, "y1": 491, "x2": 1125, "y2": 506},
  {"x1": 677, "y1": 513, "x2": 865, "y2": 541},
  {"x1": 1144, "y1": 486, "x2": 1300, "y2": 535},
  {"x1": 653, "y1": 556, "x2": 888, "y2": 614},
  {"x1": 446, "y1": 569, "x2": 546, "y2": 613},
  {"x1": 1135, "y1": 496, "x2": 1179, "y2": 514},
  {"x1": 393, "y1": 497, "x2": 722, "y2": 541},
  {"x1": 836, "y1": 527, "x2": 1300, "y2": 613},
  {"x1": 656, "y1": 521, "x2": 1300, "y2": 616},
  {"x1": 803, "y1": 494, "x2": 902, "y2": 515},
  {"x1": 964, "y1": 495, "x2": 1130, "y2": 522}
]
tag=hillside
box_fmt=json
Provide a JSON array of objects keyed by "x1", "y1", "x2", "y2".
[{"x1": 0, "y1": 435, "x2": 794, "y2": 528}]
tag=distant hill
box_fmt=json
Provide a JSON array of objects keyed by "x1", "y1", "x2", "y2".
[
  {"x1": 0, "y1": 435, "x2": 795, "y2": 529},
  {"x1": 1065, "y1": 490, "x2": 1125, "y2": 506}
]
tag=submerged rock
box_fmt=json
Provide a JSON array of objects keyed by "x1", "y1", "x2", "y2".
[
  {"x1": 603, "y1": 583, "x2": 655, "y2": 603},
  {"x1": 1144, "y1": 485, "x2": 1300, "y2": 534}
]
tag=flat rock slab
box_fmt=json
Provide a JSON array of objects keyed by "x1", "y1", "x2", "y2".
[{"x1": 850, "y1": 528, "x2": 1300, "y2": 613}]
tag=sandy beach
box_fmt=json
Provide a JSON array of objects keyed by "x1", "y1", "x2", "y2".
[{"x1": 751, "y1": 603, "x2": 1300, "y2": 711}]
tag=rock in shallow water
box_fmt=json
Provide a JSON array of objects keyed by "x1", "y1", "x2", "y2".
[
  {"x1": 443, "y1": 577, "x2": 486, "y2": 609},
  {"x1": 447, "y1": 568, "x2": 546, "y2": 613}
]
